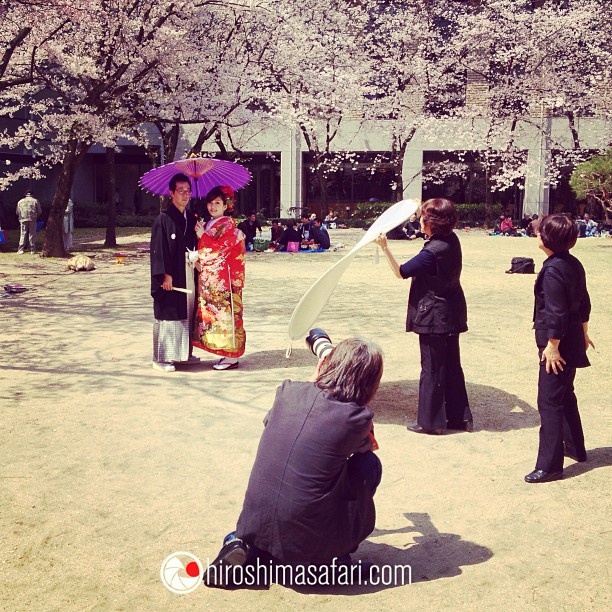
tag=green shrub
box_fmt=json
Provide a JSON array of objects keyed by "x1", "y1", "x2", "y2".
[
  {"x1": 72, "y1": 201, "x2": 155, "y2": 228},
  {"x1": 454, "y1": 203, "x2": 503, "y2": 226},
  {"x1": 352, "y1": 201, "x2": 394, "y2": 219},
  {"x1": 343, "y1": 218, "x2": 371, "y2": 228}
]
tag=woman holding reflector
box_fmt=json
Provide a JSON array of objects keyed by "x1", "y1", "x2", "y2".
[{"x1": 375, "y1": 198, "x2": 473, "y2": 435}]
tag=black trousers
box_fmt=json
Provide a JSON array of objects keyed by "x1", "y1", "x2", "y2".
[
  {"x1": 347, "y1": 451, "x2": 382, "y2": 497},
  {"x1": 536, "y1": 363, "x2": 585, "y2": 472},
  {"x1": 417, "y1": 334, "x2": 472, "y2": 430}
]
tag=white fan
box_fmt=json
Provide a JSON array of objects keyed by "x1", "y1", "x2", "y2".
[{"x1": 287, "y1": 199, "x2": 419, "y2": 345}]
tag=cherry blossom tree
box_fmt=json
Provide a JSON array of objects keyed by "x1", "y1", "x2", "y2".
[
  {"x1": 363, "y1": 0, "x2": 468, "y2": 200},
  {"x1": 2, "y1": 0, "x2": 610, "y2": 243},
  {"x1": 1, "y1": 0, "x2": 262, "y2": 256},
  {"x1": 250, "y1": 0, "x2": 370, "y2": 206},
  {"x1": 134, "y1": 1, "x2": 264, "y2": 164},
  {"x1": 456, "y1": 0, "x2": 611, "y2": 216},
  {"x1": 364, "y1": 0, "x2": 611, "y2": 217}
]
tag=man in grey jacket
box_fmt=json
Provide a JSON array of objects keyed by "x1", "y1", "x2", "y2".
[{"x1": 16, "y1": 191, "x2": 42, "y2": 254}]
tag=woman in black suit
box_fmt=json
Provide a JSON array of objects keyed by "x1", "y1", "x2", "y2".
[
  {"x1": 375, "y1": 198, "x2": 472, "y2": 435},
  {"x1": 525, "y1": 214, "x2": 594, "y2": 483}
]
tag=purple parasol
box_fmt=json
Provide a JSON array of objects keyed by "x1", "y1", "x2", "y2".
[{"x1": 139, "y1": 157, "x2": 251, "y2": 198}]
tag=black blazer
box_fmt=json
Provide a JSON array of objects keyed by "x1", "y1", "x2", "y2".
[
  {"x1": 533, "y1": 251, "x2": 591, "y2": 367},
  {"x1": 406, "y1": 232, "x2": 468, "y2": 335},
  {"x1": 236, "y1": 381, "x2": 375, "y2": 565}
]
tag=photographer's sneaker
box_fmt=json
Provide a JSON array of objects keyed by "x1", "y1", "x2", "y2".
[{"x1": 203, "y1": 534, "x2": 248, "y2": 589}]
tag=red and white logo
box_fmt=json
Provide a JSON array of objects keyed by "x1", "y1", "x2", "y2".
[{"x1": 160, "y1": 552, "x2": 203, "y2": 594}]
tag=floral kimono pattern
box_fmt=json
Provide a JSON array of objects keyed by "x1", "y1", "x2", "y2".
[{"x1": 193, "y1": 216, "x2": 246, "y2": 358}]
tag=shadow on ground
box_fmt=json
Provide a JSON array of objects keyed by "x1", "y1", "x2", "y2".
[
  {"x1": 216, "y1": 512, "x2": 492, "y2": 595},
  {"x1": 371, "y1": 379, "x2": 538, "y2": 432},
  {"x1": 562, "y1": 446, "x2": 612, "y2": 479}
]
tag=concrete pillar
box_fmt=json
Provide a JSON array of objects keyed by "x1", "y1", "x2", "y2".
[
  {"x1": 280, "y1": 125, "x2": 302, "y2": 218},
  {"x1": 523, "y1": 114, "x2": 552, "y2": 218},
  {"x1": 402, "y1": 141, "x2": 423, "y2": 202}
]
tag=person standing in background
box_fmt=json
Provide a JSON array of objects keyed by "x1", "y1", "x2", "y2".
[
  {"x1": 63, "y1": 198, "x2": 75, "y2": 252},
  {"x1": 16, "y1": 190, "x2": 42, "y2": 254},
  {"x1": 237, "y1": 211, "x2": 262, "y2": 251}
]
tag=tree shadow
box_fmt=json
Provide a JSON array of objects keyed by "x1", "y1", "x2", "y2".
[
  {"x1": 371, "y1": 379, "x2": 539, "y2": 432},
  {"x1": 224, "y1": 349, "x2": 316, "y2": 371},
  {"x1": 562, "y1": 447, "x2": 612, "y2": 479},
  {"x1": 179, "y1": 360, "x2": 539, "y2": 433},
  {"x1": 283, "y1": 512, "x2": 492, "y2": 594}
]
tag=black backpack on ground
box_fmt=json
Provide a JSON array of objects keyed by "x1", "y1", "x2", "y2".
[{"x1": 506, "y1": 257, "x2": 535, "y2": 274}]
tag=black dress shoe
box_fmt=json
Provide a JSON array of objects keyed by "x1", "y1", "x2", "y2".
[
  {"x1": 407, "y1": 423, "x2": 444, "y2": 435},
  {"x1": 203, "y1": 539, "x2": 248, "y2": 588},
  {"x1": 524, "y1": 469, "x2": 563, "y2": 483}
]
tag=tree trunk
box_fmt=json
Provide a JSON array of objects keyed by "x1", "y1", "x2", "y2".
[
  {"x1": 565, "y1": 111, "x2": 581, "y2": 149},
  {"x1": 392, "y1": 135, "x2": 411, "y2": 202},
  {"x1": 391, "y1": 142, "x2": 403, "y2": 202},
  {"x1": 154, "y1": 121, "x2": 180, "y2": 163},
  {"x1": 104, "y1": 147, "x2": 117, "y2": 248},
  {"x1": 484, "y1": 161, "x2": 494, "y2": 228},
  {"x1": 314, "y1": 161, "x2": 328, "y2": 208},
  {"x1": 392, "y1": 129, "x2": 415, "y2": 202},
  {"x1": 42, "y1": 139, "x2": 88, "y2": 258},
  {"x1": 189, "y1": 123, "x2": 218, "y2": 157}
]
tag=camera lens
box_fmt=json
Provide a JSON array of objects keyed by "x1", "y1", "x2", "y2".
[{"x1": 306, "y1": 328, "x2": 334, "y2": 360}]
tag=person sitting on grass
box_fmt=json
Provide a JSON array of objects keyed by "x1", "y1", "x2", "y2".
[
  {"x1": 500, "y1": 215, "x2": 519, "y2": 236},
  {"x1": 520, "y1": 213, "x2": 532, "y2": 231},
  {"x1": 492, "y1": 214, "x2": 505, "y2": 235},
  {"x1": 270, "y1": 219, "x2": 283, "y2": 243},
  {"x1": 203, "y1": 338, "x2": 384, "y2": 588},
  {"x1": 278, "y1": 220, "x2": 302, "y2": 251},
  {"x1": 527, "y1": 214, "x2": 540, "y2": 237},
  {"x1": 237, "y1": 211, "x2": 262, "y2": 251},
  {"x1": 583, "y1": 214, "x2": 598, "y2": 237},
  {"x1": 405, "y1": 213, "x2": 426, "y2": 240},
  {"x1": 310, "y1": 217, "x2": 331, "y2": 250},
  {"x1": 298, "y1": 214, "x2": 313, "y2": 242}
]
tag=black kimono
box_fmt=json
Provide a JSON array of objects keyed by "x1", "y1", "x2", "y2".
[
  {"x1": 150, "y1": 203, "x2": 197, "y2": 320},
  {"x1": 150, "y1": 203, "x2": 197, "y2": 363}
]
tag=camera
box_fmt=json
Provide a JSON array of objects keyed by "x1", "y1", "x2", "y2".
[{"x1": 306, "y1": 328, "x2": 334, "y2": 360}]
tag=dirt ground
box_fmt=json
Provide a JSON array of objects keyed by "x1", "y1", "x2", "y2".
[{"x1": 1, "y1": 227, "x2": 610, "y2": 611}]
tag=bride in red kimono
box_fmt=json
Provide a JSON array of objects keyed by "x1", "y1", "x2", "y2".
[{"x1": 193, "y1": 186, "x2": 246, "y2": 370}]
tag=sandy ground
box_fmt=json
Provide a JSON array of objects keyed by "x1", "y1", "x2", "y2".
[{"x1": 0, "y1": 227, "x2": 610, "y2": 611}]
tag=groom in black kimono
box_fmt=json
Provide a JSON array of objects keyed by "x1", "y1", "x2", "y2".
[{"x1": 150, "y1": 173, "x2": 198, "y2": 372}]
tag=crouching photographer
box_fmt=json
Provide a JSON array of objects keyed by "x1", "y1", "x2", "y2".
[{"x1": 204, "y1": 331, "x2": 384, "y2": 588}]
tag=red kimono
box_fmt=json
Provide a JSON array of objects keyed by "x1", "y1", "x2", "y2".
[{"x1": 193, "y1": 216, "x2": 246, "y2": 358}]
